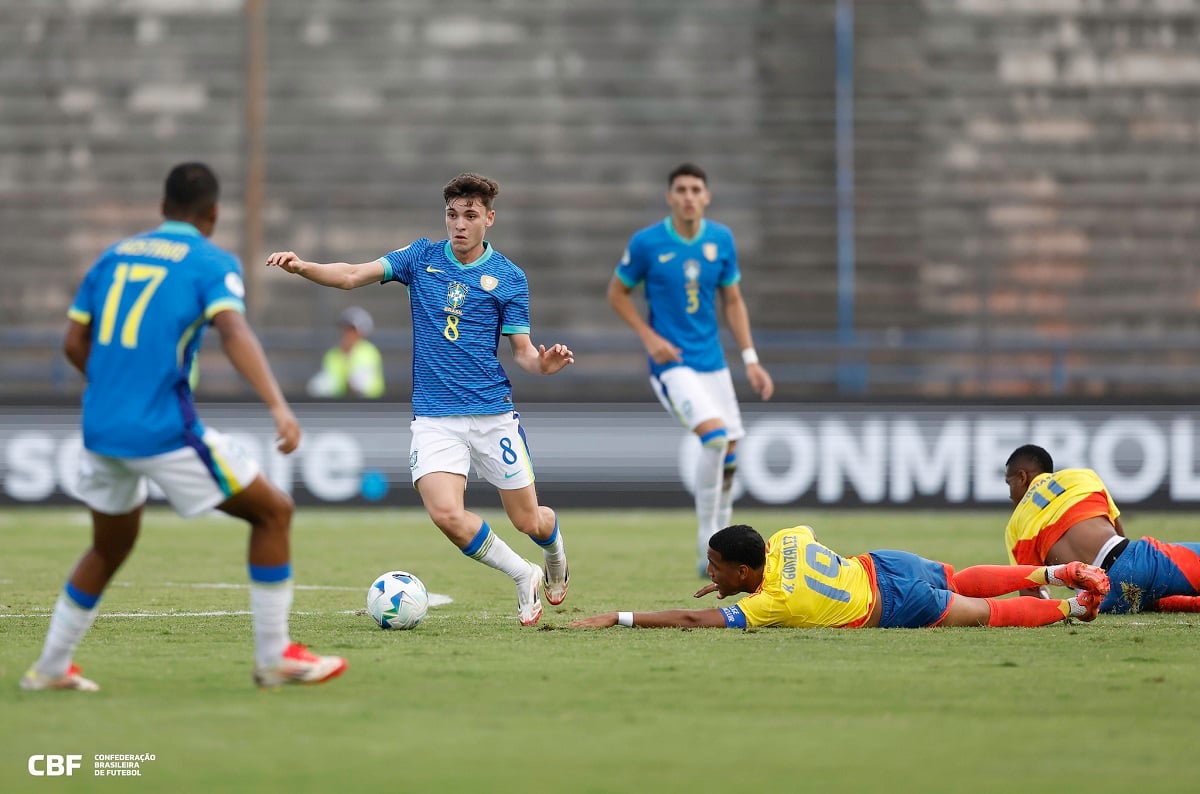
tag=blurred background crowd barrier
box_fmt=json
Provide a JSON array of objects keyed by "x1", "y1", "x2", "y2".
[{"x1": 3, "y1": 0, "x2": 1198, "y2": 402}]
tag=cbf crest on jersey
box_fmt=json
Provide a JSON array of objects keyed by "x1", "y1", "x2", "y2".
[
  {"x1": 703, "y1": 242, "x2": 718, "y2": 262},
  {"x1": 480, "y1": 274, "x2": 498, "y2": 292},
  {"x1": 446, "y1": 281, "x2": 469, "y2": 314},
  {"x1": 683, "y1": 260, "x2": 701, "y2": 284}
]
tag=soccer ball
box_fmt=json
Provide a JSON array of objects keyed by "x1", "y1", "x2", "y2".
[{"x1": 366, "y1": 571, "x2": 429, "y2": 630}]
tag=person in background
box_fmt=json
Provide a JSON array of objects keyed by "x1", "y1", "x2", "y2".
[
  {"x1": 607, "y1": 163, "x2": 774, "y2": 576},
  {"x1": 307, "y1": 305, "x2": 385, "y2": 399}
]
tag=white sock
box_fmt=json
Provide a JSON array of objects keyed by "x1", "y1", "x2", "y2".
[
  {"x1": 1046, "y1": 565, "x2": 1067, "y2": 587},
  {"x1": 250, "y1": 579, "x2": 293, "y2": 669},
  {"x1": 464, "y1": 522, "x2": 529, "y2": 581},
  {"x1": 717, "y1": 453, "x2": 737, "y2": 530},
  {"x1": 534, "y1": 521, "x2": 567, "y2": 578},
  {"x1": 36, "y1": 590, "x2": 99, "y2": 678},
  {"x1": 695, "y1": 430, "x2": 729, "y2": 560},
  {"x1": 1067, "y1": 596, "x2": 1088, "y2": 618}
]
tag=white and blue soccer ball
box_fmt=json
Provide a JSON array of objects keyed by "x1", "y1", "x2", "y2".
[{"x1": 366, "y1": 571, "x2": 429, "y2": 630}]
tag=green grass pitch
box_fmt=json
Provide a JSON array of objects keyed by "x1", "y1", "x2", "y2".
[{"x1": 2, "y1": 507, "x2": 1199, "y2": 793}]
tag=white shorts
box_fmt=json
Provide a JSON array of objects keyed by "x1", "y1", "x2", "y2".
[
  {"x1": 409, "y1": 412, "x2": 535, "y2": 490},
  {"x1": 76, "y1": 429, "x2": 261, "y2": 518},
  {"x1": 650, "y1": 366, "x2": 745, "y2": 441}
]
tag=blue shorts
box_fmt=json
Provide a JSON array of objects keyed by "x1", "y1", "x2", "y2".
[
  {"x1": 869, "y1": 550, "x2": 954, "y2": 629},
  {"x1": 1102, "y1": 537, "x2": 1200, "y2": 613}
]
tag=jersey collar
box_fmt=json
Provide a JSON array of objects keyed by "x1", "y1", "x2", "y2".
[
  {"x1": 443, "y1": 240, "x2": 494, "y2": 269},
  {"x1": 663, "y1": 217, "x2": 707, "y2": 246},
  {"x1": 156, "y1": 220, "x2": 203, "y2": 237}
]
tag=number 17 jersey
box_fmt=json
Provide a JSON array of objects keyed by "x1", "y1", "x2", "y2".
[
  {"x1": 68, "y1": 221, "x2": 246, "y2": 458},
  {"x1": 379, "y1": 238, "x2": 531, "y2": 417}
]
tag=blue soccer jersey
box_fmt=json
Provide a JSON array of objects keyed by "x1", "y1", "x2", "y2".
[
  {"x1": 379, "y1": 238, "x2": 530, "y2": 417},
  {"x1": 68, "y1": 221, "x2": 246, "y2": 457},
  {"x1": 614, "y1": 217, "x2": 741, "y2": 376}
]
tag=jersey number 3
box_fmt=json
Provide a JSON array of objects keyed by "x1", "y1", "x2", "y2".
[{"x1": 97, "y1": 263, "x2": 168, "y2": 348}]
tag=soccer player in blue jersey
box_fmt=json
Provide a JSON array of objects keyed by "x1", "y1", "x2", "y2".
[
  {"x1": 266, "y1": 173, "x2": 573, "y2": 626},
  {"x1": 608, "y1": 163, "x2": 775, "y2": 575},
  {"x1": 21, "y1": 163, "x2": 346, "y2": 692}
]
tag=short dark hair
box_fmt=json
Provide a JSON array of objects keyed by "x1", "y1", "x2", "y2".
[
  {"x1": 1006, "y1": 444, "x2": 1054, "y2": 473},
  {"x1": 443, "y1": 172, "x2": 499, "y2": 210},
  {"x1": 162, "y1": 162, "x2": 219, "y2": 217},
  {"x1": 709, "y1": 524, "x2": 766, "y2": 569},
  {"x1": 668, "y1": 162, "x2": 707, "y2": 186}
]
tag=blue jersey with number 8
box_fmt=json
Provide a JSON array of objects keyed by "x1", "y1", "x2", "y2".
[
  {"x1": 379, "y1": 238, "x2": 531, "y2": 418},
  {"x1": 68, "y1": 221, "x2": 245, "y2": 457}
]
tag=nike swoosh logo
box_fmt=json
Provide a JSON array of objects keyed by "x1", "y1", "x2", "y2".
[
  {"x1": 658, "y1": 253, "x2": 676, "y2": 263},
  {"x1": 426, "y1": 265, "x2": 444, "y2": 273},
  {"x1": 503, "y1": 471, "x2": 520, "y2": 479}
]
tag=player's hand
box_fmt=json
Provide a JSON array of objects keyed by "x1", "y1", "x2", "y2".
[
  {"x1": 271, "y1": 406, "x2": 302, "y2": 454},
  {"x1": 568, "y1": 612, "x2": 618, "y2": 628},
  {"x1": 644, "y1": 333, "x2": 683, "y2": 365},
  {"x1": 265, "y1": 251, "x2": 306, "y2": 275},
  {"x1": 694, "y1": 583, "x2": 723, "y2": 599},
  {"x1": 538, "y1": 343, "x2": 575, "y2": 375},
  {"x1": 747, "y1": 362, "x2": 774, "y2": 401}
]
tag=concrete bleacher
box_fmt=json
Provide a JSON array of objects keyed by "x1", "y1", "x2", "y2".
[{"x1": 2, "y1": 0, "x2": 1198, "y2": 399}]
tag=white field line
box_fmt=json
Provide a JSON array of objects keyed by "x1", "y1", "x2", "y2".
[{"x1": 0, "y1": 581, "x2": 452, "y2": 618}]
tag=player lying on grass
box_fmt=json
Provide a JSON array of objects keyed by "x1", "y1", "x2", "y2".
[
  {"x1": 1003, "y1": 444, "x2": 1200, "y2": 614},
  {"x1": 569, "y1": 523, "x2": 1109, "y2": 630},
  {"x1": 22, "y1": 163, "x2": 345, "y2": 692}
]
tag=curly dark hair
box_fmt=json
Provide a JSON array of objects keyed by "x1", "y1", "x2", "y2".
[{"x1": 709, "y1": 524, "x2": 766, "y2": 569}]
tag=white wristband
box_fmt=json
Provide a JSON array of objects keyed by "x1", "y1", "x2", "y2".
[
  {"x1": 741, "y1": 348, "x2": 759, "y2": 366},
  {"x1": 617, "y1": 611, "x2": 634, "y2": 627}
]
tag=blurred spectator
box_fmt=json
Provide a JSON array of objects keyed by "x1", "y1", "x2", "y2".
[{"x1": 307, "y1": 306, "x2": 384, "y2": 398}]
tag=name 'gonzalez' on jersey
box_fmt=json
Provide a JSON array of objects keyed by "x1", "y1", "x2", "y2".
[
  {"x1": 379, "y1": 238, "x2": 531, "y2": 418},
  {"x1": 614, "y1": 218, "x2": 740, "y2": 377}
]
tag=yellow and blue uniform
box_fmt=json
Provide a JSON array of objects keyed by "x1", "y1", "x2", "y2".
[
  {"x1": 1004, "y1": 469, "x2": 1119, "y2": 567},
  {"x1": 380, "y1": 239, "x2": 529, "y2": 417},
  {"x1": 1005, "y1": 468, "x2": 1200, "y2": 613},
  {"x1": 68, "y1": 221, "x2": 245, "y2": 459},
  {"x1": 719, "y1": 526, "x2": 957, "y2": 629},
  {"x1": 614, "y1": 218, "x2": 740, "y2": 377}
]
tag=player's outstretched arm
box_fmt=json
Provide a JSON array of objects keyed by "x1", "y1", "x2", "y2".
[
  {"x1": 212, "y1": 310, "x2": 301, "y2": 454},
  {"x1": 568, "y1": 609, "x2": 728, "y2": 629},
  {"x1": 508, "y1": 334, "x2": 575, "y2": 376},
  {"x1": 265, "y1": 251, "x2": 384, "y2": 290},
  {"x1": 63, "y1": 319, "x2": 91, "y2": 376}
]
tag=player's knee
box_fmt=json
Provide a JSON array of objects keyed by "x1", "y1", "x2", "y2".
[
  {"x1": 256, "y1": 488, "x2": 294, "y2": 534},
  {"x1": 697, "y1": 425, "x2": 728, "y2": 450},
  {"x1": 425, "y1": 503, "x2": 465, "y2": 533}
]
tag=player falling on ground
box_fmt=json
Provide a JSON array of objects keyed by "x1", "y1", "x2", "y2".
[
  {"x1": 570, "y1": 523, "x2": 1109, "y2": 629},
  {"x1": 607, "y1": 163, "x2": 774, "y2": 576},
  {"x1": 266, "y1": 173, "x2": 572, "y2": 626},
  {"x1": 1003, "y1": 444, "x2": 1200, "y2": 613},
  {"x1": 22, "y1": 162, "x2": 346, "y2": 692}
]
